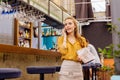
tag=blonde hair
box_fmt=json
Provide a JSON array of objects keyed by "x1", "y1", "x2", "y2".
[{"x1": 64, "y1": 17, "x2": 87, "y2": 47}]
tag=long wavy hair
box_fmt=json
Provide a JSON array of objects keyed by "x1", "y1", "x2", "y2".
[{"x1": 64, "y1": 17, "x2": 87, "y2": 47}]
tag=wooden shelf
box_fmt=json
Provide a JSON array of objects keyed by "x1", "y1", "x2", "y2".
[
  {"x1": 14, "y1": 18, "x2": 33, "y2": 48},
  {"x1": 19, "y1": 25, "x2": 31, "y2": 30},
  {"x1": 19, "y1": 37, "x2": 31, "y2": 40},
  {"x1": 42, "y1": 35, "x2": 61, "y2": 37}
]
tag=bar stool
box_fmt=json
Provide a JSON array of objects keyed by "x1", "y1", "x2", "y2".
[
  {"x1": 27, "y1": 66, "x2": 56, "y2": 80},
  {"x1": 91, "y1": 63, "x2": 101, "y2": 80},
  {"x1": 82, "y1": 63, "x2": 92, "y2": 80},
  {"x1": 82, "y1": 63, "x2": 101, "y2": 80},
  {"x1": 0, "y1": 68, "x2": 21, "y2": 80}
]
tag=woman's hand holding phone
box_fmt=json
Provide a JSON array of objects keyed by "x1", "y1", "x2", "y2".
[
  {"x1": 62, "y1": 28, "x2": 67, "y2": 37},
  {"x1": 62, "y1": 28, "x2": 67, "y2": 48}
]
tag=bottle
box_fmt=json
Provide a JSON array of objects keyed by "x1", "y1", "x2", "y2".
[
  {"x1": 42, "y1": 45, "x2": 47, "y2": 50},
  {"x1": 46, "y1": 30, "x2": 49, "y2": 36},
  {"x1": 25, "y1": 30, "x2": 29, "y2": 38}
]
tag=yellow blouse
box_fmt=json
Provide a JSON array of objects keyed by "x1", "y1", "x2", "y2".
[{"x1": 57, "y1": 36, "x2": 88, "y2": 62}]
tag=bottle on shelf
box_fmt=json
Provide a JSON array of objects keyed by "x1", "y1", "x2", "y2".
[
  {"x1": 42, "y1": 44, "x2": 47, "y2": 50},
  {"x1": 23, "y1": 40, "x2": 30, "y2": 48},
  {"x1": 25, "y1": 30, "x2": 29, "y2": 38}
]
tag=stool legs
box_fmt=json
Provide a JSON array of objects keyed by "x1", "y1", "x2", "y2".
[
  {"x1": 92, "y1": 67, "x2": 97, "y2": 80},
  {"x1": 92, "y1": 68, "x2": 94, "y2": 80},
  {"x1": 83, "y1": 68, "x2": 90, "y2": 80},
  {"x1": 40, "y1": 74, "x2": 44, "y2": 80}
]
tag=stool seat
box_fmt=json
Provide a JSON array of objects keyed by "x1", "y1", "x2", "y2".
[
  {"x1": 27, "y1": 66, "x2": 56, "y2": 80},
  {"x1": 82, "y1": 63, "x2": 101, "y2": 68},
  {"x1": 82, "y1": 63, "x2": 92, "y2": 69},
  {"x1": 0, "y1": 68, "x2": 21, "y2": 80},
  {"x1": 27, "y1": 66, "x2": 56, "y2": 74}
]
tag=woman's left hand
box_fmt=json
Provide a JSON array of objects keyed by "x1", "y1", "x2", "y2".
[{"x1": 77, "y1": 56, "x2": 82, "y2": 61}]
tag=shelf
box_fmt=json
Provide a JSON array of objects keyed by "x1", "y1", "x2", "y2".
[
  {"x1": 42, "y1": 27, "x2": 62, "y2": 37},
  {"x1": 19, "y1": 25, "x2": 31, "y2": 30},
  {"x1": 19, "y1": 37, "x2": 31, "y2": 40},
  {"x1": 42, "y1": 35, "x2": 61, "y2": 37},
  {"x1": 14, "y1": 18, "x2": 33, "y2": 48}
]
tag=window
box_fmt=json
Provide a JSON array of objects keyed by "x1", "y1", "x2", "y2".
[{"x1": 91, "y1": 0, "x2": 106, "y2": 12}]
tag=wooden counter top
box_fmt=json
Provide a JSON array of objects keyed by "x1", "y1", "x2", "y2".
[{"x1": 0, "y1": 44, "x2": 61, "y2": 56}]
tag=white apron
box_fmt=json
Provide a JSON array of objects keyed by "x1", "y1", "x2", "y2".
[{"x1": 59, "y1": 60, "x2": 83, "y2": 80}]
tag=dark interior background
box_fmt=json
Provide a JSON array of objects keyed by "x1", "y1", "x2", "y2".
[{"x1": 82, "y1": 22, "x2": 112, "y2": 50}]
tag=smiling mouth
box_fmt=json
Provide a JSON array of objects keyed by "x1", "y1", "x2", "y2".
[{"x1": 66, "y1": 28, "x2": 71, "y2": 31}]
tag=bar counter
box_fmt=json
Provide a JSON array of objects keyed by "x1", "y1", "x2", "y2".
[
  {"x1": 0, "y1": 44, "x2": 61, "y2": 56},
  {"x1": 0, "y1": 44, "x2": 62, "y2": 80}
]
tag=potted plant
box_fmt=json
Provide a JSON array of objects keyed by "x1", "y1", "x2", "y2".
[
  {"x1": 97, "y1": 44, "x2": 115, "y2": 80},
  {"x1": 97, "y1": 65, "x2": 114, "y2": 80},
  {"x1": 98, "y1": 43, "x2": 120, "y2": 74},
  {"x1": 98, "y1": 44, "x2": 114, "y2": 59},
  {"x1": 98, "y1": 44, "x2": 114, "y2": 68}
]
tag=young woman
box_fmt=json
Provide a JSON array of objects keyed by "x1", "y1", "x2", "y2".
[{"x1": 57, "y1": 17, "x2": 88, "y2": 80}]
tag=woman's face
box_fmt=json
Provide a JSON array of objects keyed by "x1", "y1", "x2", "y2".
[{"x1": 64, "y1": 19, "x2": 76, "y2": 34}]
